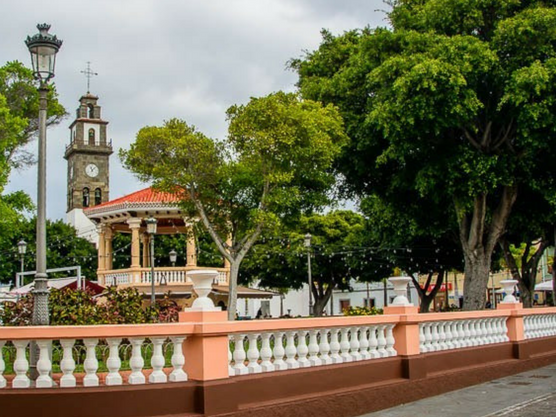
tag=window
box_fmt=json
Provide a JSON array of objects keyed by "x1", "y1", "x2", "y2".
[
  {"x1": 68, "y1": 188, "x2": 73, "y2": 210},
  {"x1": 364, "y1": 298, "x2": 376, "y2": 308},
  {"x1": 82, "y1": 188, "x2": 90, "y2": 207},
  {"x1": 88, "y1": 104, "x2": 94, "y2": 119},
  {"x1": 88, "y1": 129, "x2": 95, "y2": 145},
  {"x1": 340, "y1": 299, "x2": 351, "y2": 312},
  {"x1": 95, "y1": 188, "x2": 102, "y2": 205}
]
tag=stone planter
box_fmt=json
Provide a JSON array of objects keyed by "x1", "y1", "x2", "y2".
[
  {"x1": 388, "y1": 276, "x2": 412, "y2": 306},
  {"x1": 187, "y1": 269, "x2": 218, "y2": 310},
  {"x1": 500, "y1": 279, "x2": 518, "y2": 303}
]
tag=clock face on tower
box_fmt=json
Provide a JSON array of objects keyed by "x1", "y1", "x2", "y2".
[{"x1": 85, "y1": 163, "x2": 99, "y2": 178}]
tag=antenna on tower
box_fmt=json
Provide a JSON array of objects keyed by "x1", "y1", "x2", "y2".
[{"x1": 80, "y1": 62, "x2": 98, "y2": 94}]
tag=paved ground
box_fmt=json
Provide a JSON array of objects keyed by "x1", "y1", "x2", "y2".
[{"x1": 360, "y1": 363, "x2": 556, "y2": 417}]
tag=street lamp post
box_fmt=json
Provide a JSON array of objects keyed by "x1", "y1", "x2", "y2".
[
  {"x1": 17, "y1": 240, "x2": 27, "y2": 288},
  {"x1": 169, "y1": 249, "x2": 177, "y2": 267},
  {"x1": 25, "y1": 24, "x2": 62, "y2": 327},
  {"x1": 304, "y1": 233, "x2": 313, "y2": 316},
  {"x1": 146, "y1": 217, "x2": 158, "y2": 304}
]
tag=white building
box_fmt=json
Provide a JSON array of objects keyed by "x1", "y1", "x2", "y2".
[{"x1": 237, "y1": 279, "x2": 419, "y2": 318}]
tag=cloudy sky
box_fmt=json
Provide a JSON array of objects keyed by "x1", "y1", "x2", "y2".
[{"x1": 2, "y1": 0, "x2": 387, "y2": 220}]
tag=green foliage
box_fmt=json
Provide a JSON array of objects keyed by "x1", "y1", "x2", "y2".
[
  {"x1": 0, "y1": 217, "x2": 97, "y2": 284},
  {"x1": 0, "y1": 287, "x2": 174, "y2": 326},
  {"x1": 293, "y1": 0, "x2": 556, "y2": 309},
  {"x1": 342, "y1": 306, "x2": 383, "y2": 316},
  {"x1": 121, "y1": 91, "x2": 347, "y2": 318}
]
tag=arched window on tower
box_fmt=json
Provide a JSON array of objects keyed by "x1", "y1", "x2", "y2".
[
  {"x1": 83, "y1": 188, "x2": 90, "y2": 208},
  {"x1": 88, "y1": 104, "x2": 95, "y2": 119},
  {"x1": 88, "y1": 128, "x2": 95, "y2": 145},
  {"x1": 95, "y1": 188, "x2": 102, "y2": 205}
]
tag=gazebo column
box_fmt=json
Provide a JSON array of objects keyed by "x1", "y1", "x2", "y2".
[
  {"x1": 97, "y1": 226, "x2": 106, "y2": 273},
  {"x1": 104, "y1": 226, "x2": 114, "y2": 270},
  {"x1": 141, "y1": 233, "x2": 150, "y2": 267},
  {"x1": 224, "y1": 234, "x2": 232, "y2": 269},
  {"x1": 186, "y1": 223, "x2": 197, "y2": 267},
  {"x1": 127, "y1": 218, "x2": 142, "y2": 270}
]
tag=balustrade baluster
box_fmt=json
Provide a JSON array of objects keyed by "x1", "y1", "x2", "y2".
[
  {"x1": 444, "y1": 321, "x2": 454, "y2": 349},
  {"x1": 128, "y1": 337, "x2": 146, "y2": 384},
  {"x1": 59, "y1": 339, "x2": 76, "y2": 388},
  {"x1": 308, "y1": 330, "x2": 322, "y2": 366},
  {"x1": 457, "y1": 321, "x2": 466, "y2": 347},
  {"x1": 233, "y1": 334, "x2": 248, "y2": 375},
  {"x1": 285, "y1": 331, "x2": 299, "y2": 369},
  {"x1": 12, "y1": 340, "x2": 30, "y2": 388},
  {"x1": 272, "y1": 332, "x2": 287, "y2": 371},
  {"x1": 419, "y1": 324, "x2": 427, "y2": 353},
  {"x1": 329, "y1": 328, "x2": 342, "y2": 363},
  {"x1": 350, "y1": 327, "x2": 362, "y2": 361},
  {"x1": 259, "y1": 333, "x2": 274, "y2": 372},
  {"x1": 368, "y1": 326, "x2": 380, "y2": 359},
  {"x1": 339, "y1": 328, "x2": 352, "y2": 362},
  {"x1": 386, "y1": 324, "x2": 397, "y2": 356},
  {"x1": 438, "y1": 322, "x2": 448, "y2": 350},
  {"x1": 228, "y1": 336, "x2": 234, "y2": 376},
  {"x1": 469, "y1": 320, "x2": 479, "y2": 346},
  {"x1": 149, "y1": 337, "x2": 168, "y2": 383},
  {"x1": 36, "y1": 340, "x2": 53, "y2": 388},
  {"x1": 424, "y1": 323, "x2": 433, "y2": 352},
  {"x1": 430, "y1": 323, "x2": 440, "y2": 351},
  {"x1": 247, "y1": 334, "x2": 262, "y2": 374},
  {"x1": 297, "y1": 330, "x2": 310, "y2": 368},
  {"x1": 0, "y1": 341, "x2": 5, "y2": 388},
  {"x1": 377, "y1": 325, "x2": 388, "y2": 357},
  {"x1": 169, "y1": 336, "x2": 188, "y2": 382},
  {"x1": 105, "y1": 338, "x2": 122, "y2": 386},
  {"x1": 83, "y1": 338, "x2": 99, "y2": 387},
  {"x1": 359, "y1": 327, "x2": 371, "y2": 360},
  {"x1": 319, "y1": 329, "x2": 332, "y2": 365}
]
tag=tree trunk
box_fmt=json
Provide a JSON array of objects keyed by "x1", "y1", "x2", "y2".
[
  {"x1": 462, "y1": 251, "x2": 491, "y2": 310},
  {"x1": 312, "y1": 291, "x2": 333, "y2": 316},
  {"x1": 227, "y1": 261, "x2": 240, "y2": 320},
  {"x1": 411, "y1": 271, "x2": 444, "y2": 313}
]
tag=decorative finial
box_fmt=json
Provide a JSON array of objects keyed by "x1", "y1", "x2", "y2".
[{"x1": 80, "y1": 61, "x2": 98, "y2": 94}]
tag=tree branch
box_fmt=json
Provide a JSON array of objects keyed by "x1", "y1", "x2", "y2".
[
  {"x1": 486, "y1": 185, "x2": 518, "y2": 253},
  {"x1": 463, "y1": 128, "x2": 483, "y2": 151},
  {"x1": 468, "y1": 194, "x2": 487, "y2": 252}
]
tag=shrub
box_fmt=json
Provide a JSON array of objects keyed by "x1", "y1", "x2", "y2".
[{"x1": 343, "y1": 306, "x2": 383, "y2": 316}]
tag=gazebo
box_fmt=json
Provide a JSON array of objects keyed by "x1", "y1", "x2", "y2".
[{"x1": 84, "y1": 187, "x2": 273, "y2": 307}]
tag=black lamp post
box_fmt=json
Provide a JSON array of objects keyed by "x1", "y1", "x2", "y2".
[
  {"x1": 145, "y1": 217, "x2": 158, "y2": 304},
  {"x1": 25, "y1": 24, "x2": 62, "y2": 327},
  {"x1": 17, "y1": 240, "x2": 27, "y2": 288},
  {"x1": 169, "y1": 249, "x2": 177, "y2": 267}
]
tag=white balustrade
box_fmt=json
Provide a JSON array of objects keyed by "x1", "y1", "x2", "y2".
[
  {"x1": 128, "y1": 337, "x2": 146, "y2": 384},
  {"x1": 106, "y1": 338, "x2": 123, "y2": 386},
  {"x1": 169, "y1": 336, "x2": 188, "y2": 382},
  {"x1": 272, "y1": 332, "x2": 287, "y2": 371},
  {"x1": 319, "y1": 329, "x2": 332, "y2": 365},
  {"x1": 36, "y1": 340, "x2": 54, "y2": 388},
  {"x1": 385, "y1": 324, "x2": 397, "y2": 356},
  {"x1": 233, "y1": 334, "x2": 248, "y2": 375},
  {"x1": 419, "y1": 317, "x2": 510, "y2": 353},
  {"x1": 368, "y1": 326, "x2": 380, "y2": 359},
  {"x1": 329, "y1": 328, "x2": 343, "y2": 363},
  {"x1": 149, "y1": 337, "x2": 168, "y2": 383},
  {"x1": 350, "y1": 327, "x2": 362, "y2": 361},
  {"x1": 524, "y1": 314, "x2": 556, "y2": 339},
  {"x1": 308, "y1": 330, "x2": 322, "y2": 366},
  {"x1": 340, "y1": 328, "x2": 353, "y2": 362},
  {"x1": 259, "y1": 333, "x2": 274, "y2": 372},
  {"x1": 246, "y1": 334, "x2": 262, "y2": 374},
  {"x1": 83, "y1": 338, "x2": 99, "y2": 387},
  {"x1": 377, "y1": 325, "x2": 388, "y2": 357},
  {"x1": 60, "y1": 339, "x2": 76, "y2": 388},
  {"x1": 228, "y1": 336, "x2": 235, "y2": 376},
  {"x1": 285, "y1": 331, "x2": 299, "y2": 369},
  {"x1": 12, "y1": 340, "x2": 30, "y2": 388},
  {"x1": 296, "y1": 331, "x2": 310, "y2": 368}
]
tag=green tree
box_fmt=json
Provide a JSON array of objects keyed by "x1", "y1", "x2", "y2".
[
  {"x1": 241, "y1": 211, "x2": 380, "y2": 316},
  {"x1": 0, "y1": 218, "x2": 97, "y2": 285},
  {"x1": 292, "y1": 1, "x2": 556, "y2": 310},
  {"x1": 121, "y1": 92, "x2": 347, "y2": 319}
]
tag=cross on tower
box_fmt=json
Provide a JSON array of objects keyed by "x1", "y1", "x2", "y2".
[{"x1": 80, "y1": 62, "x2": 98, "y2": 93}]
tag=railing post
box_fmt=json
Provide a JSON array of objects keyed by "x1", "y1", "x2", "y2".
[
  {"x1": 497, "y1": 300, "x2": 527, "y2": 359},
  {"x1": 383, "y1": 277, "x2": 425, "y2": 379}
]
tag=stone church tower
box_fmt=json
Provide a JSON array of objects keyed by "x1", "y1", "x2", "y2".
[{"x1": 65, "y1": 93, "x2": 113, "y2": 242}]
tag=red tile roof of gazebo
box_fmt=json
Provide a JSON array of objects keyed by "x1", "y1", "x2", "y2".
[{"x1": 84, "y1": 187, "x2": 183, "y2": 216}]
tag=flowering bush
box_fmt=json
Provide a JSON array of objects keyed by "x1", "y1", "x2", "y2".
[
  {"x1": 343, "y1": 306, "x2": 383, "y2": 316},
  {"x1": 0, "y1": 287, "x2": 180, "y2": 326}
]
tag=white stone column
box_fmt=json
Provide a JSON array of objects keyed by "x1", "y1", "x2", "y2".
[
  {"x1": 104, "y1": 226, "x2": 114, "y2": 271},
  {"x1": 141, "y1": 233, "x2": 149, "y2": 268},
  {"x1": 97, "y1": 225, "x2": 106, "y2": 273}
]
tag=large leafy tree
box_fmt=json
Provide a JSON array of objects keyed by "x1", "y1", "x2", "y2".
[
  {"x1": 121, "y1": 92, "x2": 347, "y2": 319},
  {"x1": 0, "y1": 61, "x2": 66, "y2": 222},
  {"x1": 0, "y1": 218, "x2": 97, "y2": 285},
  {"x1": 292, "y1": 1, "x2": 556, "y2": 310}
]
